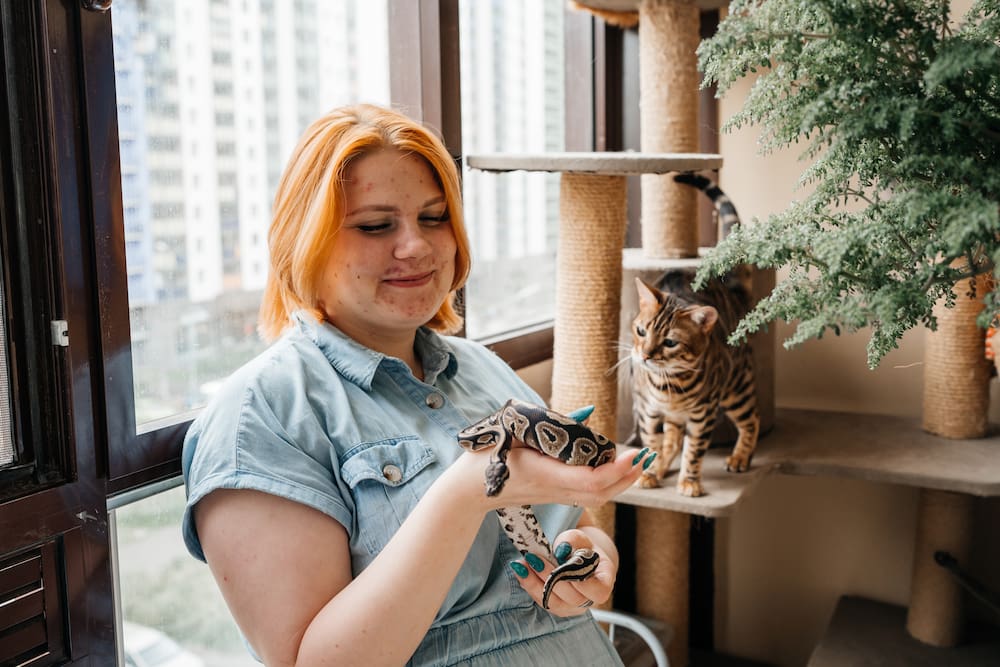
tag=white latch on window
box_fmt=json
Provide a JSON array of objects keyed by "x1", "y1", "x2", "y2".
[{"x1": 51, "y1": 320, "x2": 69, "y2": 347}]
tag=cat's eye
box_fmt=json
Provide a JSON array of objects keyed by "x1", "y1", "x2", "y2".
[
  {"x1": 635, "y1": 325, "x2": 646, "y2": 337},
  {"x1": 664, "y1": 339, "x2": 678, "y2": 348}
]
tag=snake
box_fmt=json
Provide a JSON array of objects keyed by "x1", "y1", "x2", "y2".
[{"x1": 457, "y1": 398, "x2": 617, "y2": 609}]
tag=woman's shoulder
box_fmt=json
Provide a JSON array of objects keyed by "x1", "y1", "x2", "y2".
[{"x1": 197, "y1": 329, "x2": 346, "y2": 427}]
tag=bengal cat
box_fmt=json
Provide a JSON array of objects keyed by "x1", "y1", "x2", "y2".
[{"x1": 629, "y1": 174, "x2": 759, "y2": 497}]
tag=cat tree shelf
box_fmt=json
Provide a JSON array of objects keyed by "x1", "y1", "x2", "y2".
[
  {"x1": 467, "y1": 151, "x2": 723, "y2": 175},
  {"x1": 615, "y1": 408, "x2": 1000, "y2": 518},
  {"x1": 808, "y1": 596, "x2": 1000, "y2": 666}
]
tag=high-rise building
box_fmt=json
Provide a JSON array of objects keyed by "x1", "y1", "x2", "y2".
[
  {"x1": 459, "y1": 0, "x2": 564, "y2": 336},
  {"x1": 115, "y1": 0, "x2": 389, "y2": 309},
  {"x1": 112, "y1": 0, "x2": 389, "y2": 421}
]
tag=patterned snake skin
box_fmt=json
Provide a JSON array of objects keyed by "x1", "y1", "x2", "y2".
[{"x1": 457, "y1": 398, "x2": 617, "y2": 609}]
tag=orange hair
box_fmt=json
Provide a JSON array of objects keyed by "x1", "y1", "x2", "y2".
[{"x1": 258, "y1": 104, "x2": 471, "y2": 341}]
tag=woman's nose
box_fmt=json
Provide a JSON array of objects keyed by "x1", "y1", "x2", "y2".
[{"x1": 393, "y1": 219, "x2": 433, "y2": 259}]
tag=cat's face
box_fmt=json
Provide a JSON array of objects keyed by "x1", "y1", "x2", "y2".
[{"x1": 631, "y1": 278, "x2": 718, "y2": 373}]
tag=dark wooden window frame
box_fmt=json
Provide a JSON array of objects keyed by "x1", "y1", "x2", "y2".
[{"x1": 0, "y1": 1, "x2": 117, "y2": 663}]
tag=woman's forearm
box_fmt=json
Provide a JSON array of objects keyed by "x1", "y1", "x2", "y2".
[{"x1": 296, "y1": 456, "x2": 489, "y2": 666}]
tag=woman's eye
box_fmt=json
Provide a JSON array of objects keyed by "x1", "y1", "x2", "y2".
[
  {"x1": 356, "y1": 221, "x2": 392, "y2": 233},
  {"x1": 664, "y1": 339, "x2": 678, "y2": 348},
  {"x1": 419, "y1": 211, "x2": 449, "y2": 225}
]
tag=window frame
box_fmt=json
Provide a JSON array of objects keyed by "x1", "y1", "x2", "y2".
[
  {"x1": 82, "y1": 0, "x2": 191, "y2": 497},
  {"x1": 0, "y1": 1, "x2": 118, "y2": 663}
]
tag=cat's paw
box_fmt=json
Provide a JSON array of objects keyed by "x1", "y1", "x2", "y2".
[
  {"x1": 636, "y1": 472, "x2": 661, "y2": 489},
  {"x1": 725, "y1": 454, "x2": 752, "y2": 473},
  {"x1": 677, "y1": 479, "x2": 705, "y2": 497}
]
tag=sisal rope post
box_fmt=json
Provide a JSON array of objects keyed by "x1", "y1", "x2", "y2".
[
  {"x1": 550, "y1": 173, "x2": 629, "y2": 557},
  {"x1": 906, "y1": 490, "x2": 976, "y2": 646},
  {"x1": 912, "y1": 263, "x2": 988, "y2": 645},
  {"x1": 636, "y1": 506, "x2": 690, "y2": 667},
  {"x1": 922, "y1": 267, "x2": 992, "y2": 439},
  {"x1": 639, "y1": 0, "x2": 700, "y2": 258}
]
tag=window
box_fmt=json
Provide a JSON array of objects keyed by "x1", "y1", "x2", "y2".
[
  {"x1": 115, "y1": 485, "x2": 251, "y2": 666},
  {"x1": 113, "y1": 0, "x2": 389, "y2": 427},
  {"x1": 458, "y1": 0, "x2": 565, "y2": 340},
  {"x1": 0, "y1": 289, "x2": 12, "y2": 468},
  {"x1": 102, "y1": 0, "x2": 391, "y2": 493},
  {"x1": 104, "y1": 0, "x2": 393, "y2": 657}
]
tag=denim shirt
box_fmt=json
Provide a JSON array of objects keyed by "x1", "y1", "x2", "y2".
[{"x1": 181, "y1": 312, "x2": 622, "y2": 666}]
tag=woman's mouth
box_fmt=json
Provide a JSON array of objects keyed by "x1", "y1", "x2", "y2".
[{"x1": 383, "y1": 271, "x2": 434, "y2": 288}]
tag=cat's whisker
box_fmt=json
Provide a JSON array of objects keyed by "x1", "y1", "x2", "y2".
[{"x1": 605, "y1": 355, "x2": 632, "y2": 377}]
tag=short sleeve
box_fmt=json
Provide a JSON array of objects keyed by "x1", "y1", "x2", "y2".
[{"x1": 181, "y1": 371, "x2": 354, "y2": 562}]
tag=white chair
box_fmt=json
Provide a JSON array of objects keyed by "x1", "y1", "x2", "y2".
[{"x1": 590, "y1": 608, "x2": 671, "y2": 667}]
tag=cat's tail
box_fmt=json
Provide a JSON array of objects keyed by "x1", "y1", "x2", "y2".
[{"x1": 673, "y1": 173, "x2": 741, "y2": 238}]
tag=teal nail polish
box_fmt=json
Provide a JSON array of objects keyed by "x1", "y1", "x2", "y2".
[
  {"x1": 566, "y1": 405, "x2": 595, "y2": 422},
  {"x1": 509, "y1": 561, "x2": 529, "y2": 578},
  {"x1": 631, "y1": 448, "x2": 650, "y2": 466},
  {"x1": 642, "y1": 453, "x2": 658, "y2": 470},
  {"x1": 554, "y1": 542, "x2": 572, "y2": 565},
  {"x1": 525, "y1": 553, "x2": 546, "y2": 572}
]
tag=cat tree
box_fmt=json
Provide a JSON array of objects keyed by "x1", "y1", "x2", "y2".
[
  {"x1": 473, "y1": 1, "x2": 999, "y2": 662},
  {"x1": 911, "y1": 267, "x2": 993, "y2": 647},
  {"x1": 472, "y1": 2, "x2": 759, "y2": 665}
]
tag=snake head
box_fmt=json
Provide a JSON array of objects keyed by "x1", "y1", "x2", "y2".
[{"x1": 484, "y1": 461, "x2": 510, "y2": 496}]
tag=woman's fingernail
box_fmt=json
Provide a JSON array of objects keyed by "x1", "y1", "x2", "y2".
[
  {"x1": 525, "y1": 553, "x2": 546, "y2": 572},
  {"x1": 554, "y1": 542, "x2": 572, "y2": 565},
  {"x1": 566, "y1": 405, "x2": 595, "y2": 422},
  {"x1": 642, "y1": 453, "x2": 658, "y2": 470},
  {"x1": 631, "y1": 448, "x2": 650, "y2": 466},
  {"x1": 509, "y1": 561, "x2": 529, "y2": 578}
]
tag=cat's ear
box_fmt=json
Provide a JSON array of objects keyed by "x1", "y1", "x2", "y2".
[
  {"x1": 635, "y1": 277, "x2": 660, "y2": 309},
  {"x1": 689, "y1": 306, "x2": 718, "y2": 333}
]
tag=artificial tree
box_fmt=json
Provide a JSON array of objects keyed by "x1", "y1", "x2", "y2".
[{"x1": 694, "y1": 0, "x2": 999, "y2": 368}]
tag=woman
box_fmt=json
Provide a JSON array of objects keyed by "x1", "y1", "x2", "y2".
[{"x1": 182, "y1": 104, "x2": 653, "y2": 666}]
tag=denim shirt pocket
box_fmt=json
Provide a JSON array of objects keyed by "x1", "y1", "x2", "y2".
[{"x1": 341, "y1": 436, "x2": 437, "y2": 555}]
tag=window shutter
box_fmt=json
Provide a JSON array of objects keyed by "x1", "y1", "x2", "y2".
[{"x1": 0, "y1": 541, "x2": 68, "y2": 666}]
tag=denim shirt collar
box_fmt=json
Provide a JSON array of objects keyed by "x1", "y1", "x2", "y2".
[{"x1": 292, "y1": 310, "x2": 458, "y2": 390}]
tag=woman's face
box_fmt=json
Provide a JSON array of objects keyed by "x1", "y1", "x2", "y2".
[{"x1": 317, "y1": 147, "x2": 457, "y2": 347}]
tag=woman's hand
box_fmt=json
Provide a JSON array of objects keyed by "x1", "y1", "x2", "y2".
[
  {"x1": 508, "y1": 525, "x2": 617, "y2": 616},
  {"x1": 454, "y1": 443, "x2": 652, "y2": 512}
]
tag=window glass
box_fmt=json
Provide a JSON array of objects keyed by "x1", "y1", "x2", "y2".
[
  {"x1": 0, "y1": 279, "x2": 12, "y2": 467},
  {"x1": 111, "y1": 0, "x2": 390, "y2": 426},
  {"x1": 115, "y1": 486, "x2": 257, "y2": 666},
  {"x1": 458, "y1": 0, "x2": 565, "y2": 340}
]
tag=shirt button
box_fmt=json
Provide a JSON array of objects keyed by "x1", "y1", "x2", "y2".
[
  {"x1": 425, "y1": 393, "x2": 445, "y2": 409},
  {"x1": 382, "y1": 464, "x2": 402, "y2": 483}
]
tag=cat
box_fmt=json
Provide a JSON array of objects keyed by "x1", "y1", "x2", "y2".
[{"x1": 629, "y1": 174, "x2": 759, "y2": 497}]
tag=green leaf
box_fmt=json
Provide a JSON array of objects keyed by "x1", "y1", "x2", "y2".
[{"x1": 698, "y1": 0, "x2": 1000, "y2": 367}]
